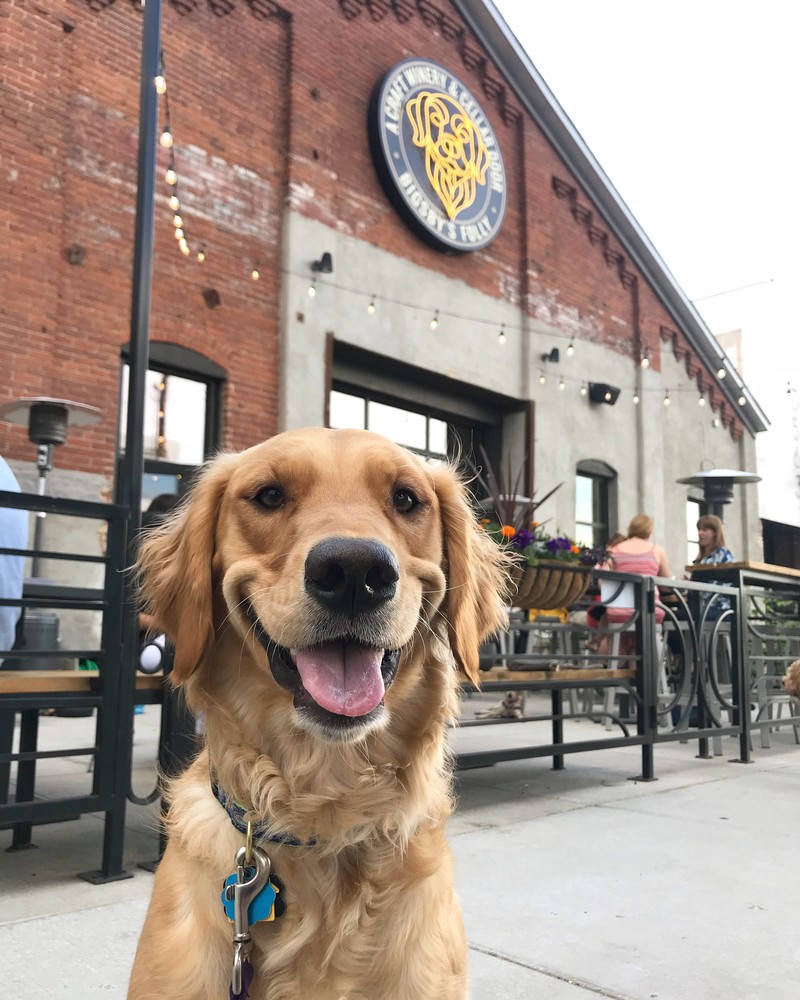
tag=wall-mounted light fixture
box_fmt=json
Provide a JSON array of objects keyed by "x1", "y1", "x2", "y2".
[
  {"x1": 587, "y1": 382, "x2": 620, "y2": 405},
  {"x1": 311, "y1": 252, "x2": 333, "y2": 273}
]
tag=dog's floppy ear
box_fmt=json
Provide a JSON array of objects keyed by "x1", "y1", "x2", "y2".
[
  {"x1": 136, "y1": 452, "x2": 237, "y2": 684},
  {"x1": 432, "y1": 466, "x2": 510, "y2": 684}
]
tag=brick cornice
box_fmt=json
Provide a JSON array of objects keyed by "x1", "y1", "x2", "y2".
[
  {"x1": 336, "y1": 0, "x2": 523, "y2": 128},
  {"x1": 659, "y1": 326, "x2": 744, "y2": 441},
  {"x1": 83, "y1": 0, "x2": 290, "y2": 19}
]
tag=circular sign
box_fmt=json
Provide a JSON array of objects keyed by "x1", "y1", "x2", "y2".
[{"x1": 369, "y1": 58, "x2": 507, "y2": 253}]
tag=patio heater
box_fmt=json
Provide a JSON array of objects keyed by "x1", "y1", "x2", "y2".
[
  {"x1": 0, "y1": 396, "x2": 103, "y2": 576},
  {"x1": 676, "y1": 467, "x2": 761, "y2": 519}
]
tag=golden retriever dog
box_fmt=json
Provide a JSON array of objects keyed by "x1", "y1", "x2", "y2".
[
  {"x1": 128, "y1": 427, "x2": 509, "y2": 1000},
  {"x1": 784, "y1": 659, "x2": 800, "y2": 699}
]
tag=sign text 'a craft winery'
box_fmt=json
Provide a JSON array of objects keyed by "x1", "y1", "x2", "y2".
[{"x1": 369, "y1": 59, "x2": 507, "y2": 253}]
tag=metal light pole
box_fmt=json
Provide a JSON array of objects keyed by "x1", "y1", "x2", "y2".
[{"x1": 83, "y1": 0, "x2": 163, "y2": 883}]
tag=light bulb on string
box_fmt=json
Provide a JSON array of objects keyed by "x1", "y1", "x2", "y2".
[
  {"x1": 663, "y1": 389, "x2": 671, "y2": 407},
  {"x1": 308, "y1": 278, "x2": 316, "y2": 297},
  {"x1": 159, "y1": 125, "x2": 173, "y2": 149},
  {"x1": 698, "y1": 394, "x2": 706, "y2": 406},
  {"x1": 566, "y1": 338, "x2": 574, "y2": 357},
  {"x1": 252, "y1": 268, "x2": 260, "y2": 281},
  {"x1": 165, "y1": 163, "x2": 177, "y2": 185},
  {"x1": 580, "y1": 383, "x2": 587, "y2": 397},
  {"x1": 640, "y1": 350, "x2": 650, "y2": 369},
  {"x1": 367, "y1": 296, "x2": 375, "y2": 315},
  {"x1": 633, "y1": 389, "x2": 640, "y2": 404},
  {"x1": 538, "y1": 371, "x2": 546, "y2": 385},
  {"x1": 172, "y1": 214, "x2": 183, "y2": 228},
  {"x1": 180, "y1": 241, "x2": 191, "y2": 256},
  {"x1": 154, "y1": 75, "x2": 166, "y2": 95},
  {"x1": 498, "y1": 324, "x2": 506, "y2": 346},
  {"x1": 168, "y1": 194, "x2": 180, "y2": 212},
  {"x1": 196, "y1": 248, "x2": 205, "y2": 263},
  {"x1": 717, "y1": 367, "x2": 726, "y2": 379},
  {"x1": 558, "y1": 377, "x2": 565, "y2": 390},
  {"x1": 429, "y1": 310, "x2": 439, "y2": 331},
  {"x1": 174, "y1": 228, "x2": 184, "y2": 240},
  {"x1": 738, "y1": 394, "x2": 746, "y2": 406},
  {"x1": 603, "y1": 390, "x2": 612, "y2": 402}
]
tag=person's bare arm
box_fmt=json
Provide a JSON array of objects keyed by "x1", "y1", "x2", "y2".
[{"x1": 655, "y1": 544, "x2": 671, "y2": 578}]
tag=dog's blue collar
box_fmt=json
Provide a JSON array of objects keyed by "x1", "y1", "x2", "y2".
[{"x1": 211, "y1": 773, "x2": 317, "y2": 847}]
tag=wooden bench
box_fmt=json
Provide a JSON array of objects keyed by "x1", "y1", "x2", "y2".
[
  {"x1": 0, "y1": 669, "x2": 163, "y2": 696},
  {"x1": 0, "y1": 669, "x2": 170, "y2": 856},
  {"x1": 457, "y1": 662, "x2": 645, "y2": 772}
]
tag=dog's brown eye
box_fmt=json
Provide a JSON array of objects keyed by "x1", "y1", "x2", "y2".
[
  {"x1": 254, "y1": 486, "x2": 284, "y2": 510},
  {"x1": 392, "y1": 488, "x2": 419, "y2": 514}
]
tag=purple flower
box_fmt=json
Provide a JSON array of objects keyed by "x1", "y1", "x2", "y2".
[{"x1": 510, "y1": 529, "x2": 535, "y2": 550}]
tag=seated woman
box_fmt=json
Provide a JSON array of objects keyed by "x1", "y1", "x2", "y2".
[
  {"x1": 586, "y1": 514, "x2": 671, "y2": 655},
  {"x1": 690, "y1": 514, "x2": 735, "y2": 620}
]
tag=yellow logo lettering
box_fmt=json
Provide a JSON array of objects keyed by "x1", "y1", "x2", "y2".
[{"x1": 405, "y1": 91, "x2": 490, "y2": 221}]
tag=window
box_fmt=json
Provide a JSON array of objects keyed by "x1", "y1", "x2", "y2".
[
  {"x1": 118, "y1": 343, "x2": 225, "y2": 511},
  {"x1": 330, "y1": 390, "x2": 450, "y2": 463},
  {"x1": 686, "y1": 497, "x2": 706, "y2": 566},
  {"x1": 329, "y1": 342, "x2": 519, "y2": 472},
  {"x1": 575, "y1": 460, "x2": 616, "y2": 547}
]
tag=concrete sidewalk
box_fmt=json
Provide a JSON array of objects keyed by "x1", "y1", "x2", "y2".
[{"x1": 1, "y1": 696, "x2": 798, "y2": 999}]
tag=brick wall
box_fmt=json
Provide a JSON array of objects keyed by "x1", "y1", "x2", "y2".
[{"x1": 0, "y1": 0, "x2": 742, "y2": 478}]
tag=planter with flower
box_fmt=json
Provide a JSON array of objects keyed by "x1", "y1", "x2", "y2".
[{"x1": 475, "y1": 450, "x2": 606, "y2": 611}]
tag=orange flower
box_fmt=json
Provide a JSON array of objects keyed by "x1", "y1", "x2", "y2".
[
  {"x1": 500, "y1": 525, "x2": 516, "y2": 539},
  {"x1": 571, "y1": 544, "x2": 580, "y2": 553}
]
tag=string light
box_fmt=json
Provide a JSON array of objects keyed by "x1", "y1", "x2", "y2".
[
  {"x1": 196, "y1": 247, "x2": 205, "y2": 263},
  {"x1": 159, "y1": 125, "x2": 173, "y2": 149},
  {"x1": 165, "y1": 164, "x2": 177, "y2": 185},
  {"x1": 251, "y1": 268, "x2": 260, "y2": 281},
  {"x1": 566, "y1": 337, "x2": 574, "y2": 357},
  {"x1": 367, "y1": 296, "x2": 376, "y2": 315},
  {"x1": 717, "y1": 367, "x2": 727, "y2": 379},
  {"x1": 174, "y1": 228, "x2": 184, "y2": 240},
  {"x1": 154, "y1": 74, "x2": 166, "y2": 95},
  {"x1": 284, "y1": 272, "x2": 754, "y2": 423},
  {"x1": 308, "y1": 278, "x2": 316, "y2": 297},
  {"x1": 698, "y1": 394, "x2": 706, "y2": 406},
  {"x1": 738, "y1": 394, "x2": 746, "y2": 406},
  {"x1": 168, "y1": 193, "x2": 180, "y2": 212},
  {"x1": 172, "y1": 214, "x2": 183, "y2": 228},
  {"x1": 603, "y1": 389, "x2": 613, "y2": 402},
  {"x1": 179, "y1": 241, "x2": 190, "y2": 256},
  {"x1": 640, "y1": 350, "x2": 650, "y2": 369}
]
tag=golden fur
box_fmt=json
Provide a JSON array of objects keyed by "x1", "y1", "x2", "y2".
[
  {"x1": 784, "y1": 660, "x2": 800, "y2": 699},
  {"x1": 128, "y1": 427, "x2": 509, "y2": 1000}
]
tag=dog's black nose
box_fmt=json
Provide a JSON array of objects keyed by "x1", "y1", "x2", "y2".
[{"x1": 305, "y1": 537, "x2": 399, "y2": 616}]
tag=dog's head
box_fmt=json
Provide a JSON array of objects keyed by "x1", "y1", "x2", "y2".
[{"x1": 136, "y1": 428, "x2": 509, "y2": 743}]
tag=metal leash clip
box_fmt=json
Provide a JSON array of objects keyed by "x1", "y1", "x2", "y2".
[{"x1": 224, "y1": 841, "x2": 272, "y2": 997}]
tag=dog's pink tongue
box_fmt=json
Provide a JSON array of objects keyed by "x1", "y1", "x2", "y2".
[{"x1": 293, "y1": 642, "x2": 385, "y2": 717}]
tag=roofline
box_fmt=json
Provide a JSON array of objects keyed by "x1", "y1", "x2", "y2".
[{"x1": 451, "y1": 0, "x2": 769, "y2": 434}]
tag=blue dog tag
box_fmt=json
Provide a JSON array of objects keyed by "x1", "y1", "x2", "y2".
[{"x1": 222, "y1": 869, "x2": 278, "y2": 925}]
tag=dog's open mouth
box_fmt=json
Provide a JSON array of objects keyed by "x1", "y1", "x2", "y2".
[{"x1": 245, "y1": 603, "x2": 400, "y2": 723}]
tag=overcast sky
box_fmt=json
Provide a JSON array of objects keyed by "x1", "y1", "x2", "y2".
[{"x1": 491, "y1": 0, "x2": 799, "y2": 401}]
